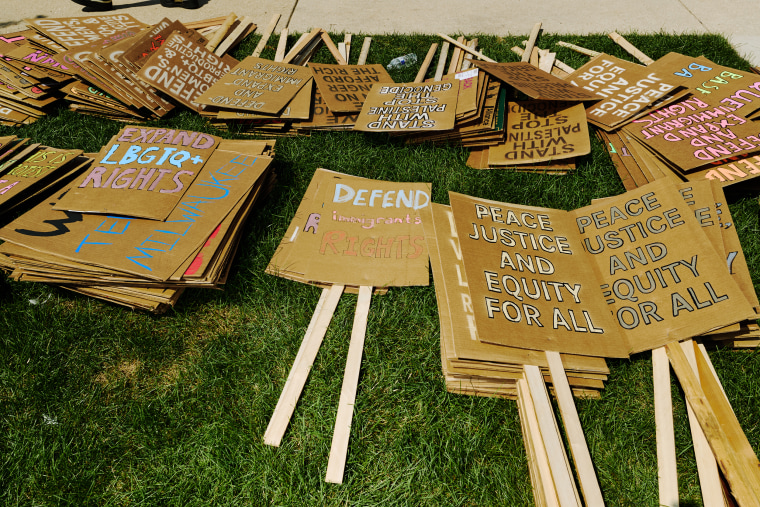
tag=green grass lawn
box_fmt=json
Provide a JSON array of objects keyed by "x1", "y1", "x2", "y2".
[{"x1": 1, "y1": 31, "x2": 759, "y2": 506}]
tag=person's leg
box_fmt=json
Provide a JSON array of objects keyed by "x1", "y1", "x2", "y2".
[
  {"x1": 160, "y1": 0, "x2": 200, "y2": 8},
  {"x1": 70, "y1": 0, "x2": 113, "y2": 11}
]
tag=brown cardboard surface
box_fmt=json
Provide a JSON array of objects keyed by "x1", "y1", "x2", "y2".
[
  {"x1": 25, "y1": 15, "x2": 148, "y2": 50},
  {"x1": 0, "y1": 148, "x2": 272, "y2": 281},
  {"x1": 195, "y1": 56, "x2": 313, "y2": 114},
  {"x1": 54, "y1": 126, "x2": 221, "y2": 220},
  {"x1": 309, "y1": 63, "x2": 393, "y2": 113},
  {"x1": 624, "y1": 95, "x2": 760, "y2": 172},
  {"x1": 354, "y1": 81, "x2": 459, "y2": 132},
  {"x1": 567, "y1": 54, "x2": 684, "y2": 131},
  {"x1": 487, "y1": 100, "x2": 589, "y2": 165},
  {"x1": 475, "y1": 61, "x2": 599, "y2": 101},
  {"x1": 267, "y1": 168, "x2": 431, "y2": 288},
  {"x1": 137, "y1": 31, "x2": 237, "y2": 111},
  {"x1": 448, "y1": 179, "x2": 757, "y2": 357}
]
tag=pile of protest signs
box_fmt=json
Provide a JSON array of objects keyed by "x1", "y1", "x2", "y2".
[
  {"x1": 0, "y1": 14, "x2": 255, "y2": 124},
  {"x1": 425, "y1": 177, "x2": 760, "y2": 503},
  {"x1": 264, "y1": 168, "x2": 431, "y2": 484},
  {"x1": 0, "y1": 126, "x2": 275, "y2": 312},
  {"x1": 0, "y1": 135, "x2": 90, "y2": 218}
]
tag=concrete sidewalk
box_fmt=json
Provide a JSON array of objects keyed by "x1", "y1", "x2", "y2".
[{"x1": 2, "y1": 1, "x2": 760, "y2": 65}]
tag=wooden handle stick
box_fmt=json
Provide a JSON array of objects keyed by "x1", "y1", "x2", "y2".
[
  {"x1": 448, "y1": 36, "x2": 463, "y2": 74},
  {"x1": 252, "y1": 13, "x2": 281, "y2": 58},
  {"x1": 437, "y1": 33, "x2": 495, "y2": 62},
  {"x1": 357, "y1": 37, "x2": 371, "y2": 65},
  {"x1": 512, "y1": 46, "x2": 575, "y2": 76},
  {"x1": 434, "y1": 42, "x2": 449, "y2": 81},
  {"x1": 206, "y1": 13, "x2": 236, "y2": 52},
  {"x1": 545, "y1": 351, "x2": 604, "y2": 506},
  {"x1": 283, "y1": 28, "x2": 318, "y2": 64},
  {"x1": 414, "y1": 43, "x2": 439, "y2": 83},
  {"x1": 522, "y1": 22, "x2": 542, "y2": 63},
  {"x1": 263, "y1": 284, "x2": 344, "y2": 447},
  {"x1": 653, "y1": 346, "x2": 679, "y2": 507},
  {"x1": 666, "y1": 341, "x2": 760, "y2": 507},
  {"x1": 680, "y1": 341, "x2": 727, "y2": 507},
  {"x1": 274, "y1": 28, "x2": 289, "y2": 62},
  {"x1": 608, "y1": 32, "x2": 654, "y2": 66},
  {"x1": 461, "y1": 38, "x2": 477, "y2": 71},
  {"x1": 556, "y1": 41, "x2": 600, "y2": 58},
  {"x1": 344, "y1": 33, "x2": 352, "y2": 63},
  {"x1": 320, "y1": 31, "x2": 348, "y2": 65},
  {"x1": 517, "y1": 378, "x2": 561, "y2": 506},
  {"x1": 538, "y1": 49, "x2": 557, "y2": 73},
  {"x1": 214, "y1": 16, "x2": 253, "y2": 56},
  {"x1": 524, "y1": 364, "x2": 582, "y2": 507},
  {"x1": 325, "y1": 285, "x2": 373, "y2": 484}
]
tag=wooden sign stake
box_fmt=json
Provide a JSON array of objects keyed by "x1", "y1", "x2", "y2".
[
  {"x1": 206, "y1": 13, "x2": 237, "y2": 52},
  {"x1": 460, "y1": 38, "x2": 478, "y2": 71},
  {"x1": 437, "y1": 33, "x2": 495, "y2": 63},
  {"x1": 274, "y1": 28, "x2": 289, "y2": 62},
  {"x1": 538, "y1": 49, "x2": 557, "y2": 73},
  {"x1": 320, "y1": 32, "x2": 348, "y2": 65},
  {"x1": 263, "y1": 284, "x2": 345, "y2": 447},
  {"x1": 545, "y1": 351, "x2": 604, "y2": 506},
  {"x1": 344, "y1": 34, "x2": 352, "y2": 63},
  {"x1": 556, "y1": 41, "x2": 600, "y2": 58},
  {"x1": 665, "y1": 341, "x2": 760, "y2": 506},
  {"x1": 357, "y1": 37, "x2": 371, "y2": 65},
  {"x1": 522, "y1": 22, "x2": 542, "y2": 63},
  {"x1": 653, "y1": 346, "x2": 678, "y2": 507},
  {"x1": 414, "y1": 43, "x2": 439, "y2": 83},
  {"x1": 214, "y1": 16, "x2": 254, "y2": 57},
  {"x1": 448, "y1": 37, "x2": 464, "y2": 74},
  {"x1": 252, "y1": 13, "x2": 281, "y2": 58},
  {"x1": 325, "y1": 285, "x2": 373, "y2": 484},
  {"x1": 524, "y1": 364, "x2": 582, "y2": 507},
  {"x1": 434, "y1": 41, "x2": 449, "y2": 81},
  {"x1": 608, "y1": 32, "x2": 654, "y2": 66},
  {"x1": 517, "y1": 378, "x2": 561, "y2": 506},
  {"x1": 680, "y1": 341, "x2": 727, "y2": 507}
]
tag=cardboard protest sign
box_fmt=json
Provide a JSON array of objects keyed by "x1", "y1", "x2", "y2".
[
  {"x1": 653, "y1": 53, "x2": 760, "y2": 119},
  {"x1": 138, "y1": 31, "x2": 237, "y2": 111},
  {"x1": 449, "y1": 179, "x2": 756, "y2": 357},
  {"x1": 623, "y1": 95, "x2": 760, "y2": 172},
  {"x1": 1, "y1": 148, "x2": 272, "y2": 282},
  {"x1": 449, "y1": 191, "x2": 628, "y2": 357},
  {"x1": 0, "y1": 147, "x2": 84, "y2": 209},
  {"x1": 308, "y1": 63, "x2": 393, "y2": 113},
  {"x1": 117, "y1": 19, "x2": 203, "y2": 72},
  {"x1": 487, "y1": 101, "x2": 589, "y2": 165},
  {"x1": 54, "y1": 126, "x2": 221, "y2": 220},
  {"x1": 474, "y1": 61, "x2": 599, "y2": 102},
  {"x1": 295, "y1": 88, "x2": 360, "y2": 131},
  {"x1": 195, "y1": 56, "x2": 313, "y2": 114},
  {"x1": 25, "y1": 15, "x2": 148, "y2": 50},
  {"x1": 354, "y1": 81, "x2": 459, "y2": 132},
  {"x1": 566, "y1": 54, "x2": 685, "y2": 131},
  {"x1": 267, "y1": 168, "x2": 431, "y2": 288}
]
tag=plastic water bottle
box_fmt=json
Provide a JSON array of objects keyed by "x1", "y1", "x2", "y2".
[{"x1": 387, "y1": 53, "x2": 418, "y2": 70}]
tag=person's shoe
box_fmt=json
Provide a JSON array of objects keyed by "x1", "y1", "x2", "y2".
[
  {"x1": 70, "y1": 0, "x2": 113, "y2": 11},
  {"x1": 160, "y1": 0, "x2": 200, "y2": 8}
]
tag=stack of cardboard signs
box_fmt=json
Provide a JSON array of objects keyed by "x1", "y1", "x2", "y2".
[
  {"x1": 4, "y1": 15, "x2": 249, "y2": 122},
  {"x1": 425, "y1": 178, "x2": 760, "y2": 504},
  {"x1": 202, "y1": 29, "x2": 350, "y2": 137},
  {"x1": 566, "y1": 52, "x2": 760, "y2": 190},
  {"x1": 195, "y1": 56, "x2": 315, "y2": 136},
  {"x1": 294, "y1": 63, "x2": 394, "y2": 133},
  {"x1": 0, "y1": 30, "x2": 73, "y2": 125},
  {"x1": 0, "y1": 126, "x2": 275, "y2": 312},
  {"x1": 0, "y1": 135, "x2": 90, "y2": 219},
  {"x1": 264, "y1": 168, "x2": 431, "y2": 484},
  {"x1": 403, "y1": 68, "x2": 507, "y2": 148},
  {"x1": 464, "y1": 62, "x2": 601, "y2": 173}
]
